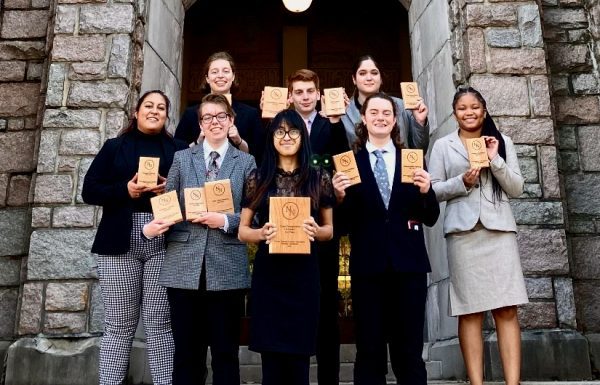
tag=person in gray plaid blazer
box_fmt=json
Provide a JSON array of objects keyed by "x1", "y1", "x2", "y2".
[{"x1": 152, "y1": 94, "x2": 256, "y2": 385}]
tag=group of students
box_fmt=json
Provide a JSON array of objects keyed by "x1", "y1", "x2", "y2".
[{"x1": 82, "y1": 51, "x2": 528, "y2": 385}]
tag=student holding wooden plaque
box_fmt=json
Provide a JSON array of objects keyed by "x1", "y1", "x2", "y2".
[
  {"x1": 158, "y1": 94, "x2": 257, "y2": 385},
  {"x1": 341, "y1": 54, "x2": 430, "y2": 152},
  {"x1": 285, "y1": 69, "x2": 350, "y2": 385},
  {"x1": 238, "y1": 109, "x2": 334, "y2": 385},
  {"x1": 429, "y1": 87, "x2": 527, "y2": 385},
  {"x1": 332, "y1": 93, "x2": 439, "y2": 385},
  {"x1": 82, "y1": 90, "x2": 188, "y2": 385}
]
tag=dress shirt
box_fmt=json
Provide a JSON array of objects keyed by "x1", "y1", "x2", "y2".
[
  {"x1": 302, "y1": 110, "x2": 318, "y2": 135},
  {"x1": 366, "y1": 140, "x2": 396, "y2": 191},
  {"x1": 202, "y1": 140, "x2": 230, "y2": 231}
]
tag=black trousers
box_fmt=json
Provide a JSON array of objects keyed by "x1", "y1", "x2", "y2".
[
  {"x1": 261, "y1": 351, "x2": 311, "y2": 385},
  {"x1": 167, "y1": 272, "x2": 245, "y2": 385},
  {"x1": 351, "y1": 271, "x2": 428, "y2": 385},
  {"x1": 316, "y1": 236, "x2": 341, "y2": 385}
]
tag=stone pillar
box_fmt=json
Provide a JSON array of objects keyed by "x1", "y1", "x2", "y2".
[
  {"x1": 0, "y1": 0, "x2": 50, "y2": 376},
  {"x1": 4, "y1": 1, "x2": 140, "y2": 384},
  {"x1": 542, "y1": 0, "x2": 600, "y2": 374},
  {"x1": 410, "y1": 0, "x2": 592, "y2": 380}
]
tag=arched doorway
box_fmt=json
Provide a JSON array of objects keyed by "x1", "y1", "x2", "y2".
[{"x1": 180, "y1": 0, "x2": 413, "y2": 343}]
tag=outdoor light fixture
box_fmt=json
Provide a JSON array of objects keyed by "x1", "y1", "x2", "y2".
[{"x1": 282, "y1": 0, "x2": 312, "y2": 13}]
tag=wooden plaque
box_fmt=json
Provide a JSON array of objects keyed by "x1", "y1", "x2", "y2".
[
  {"x1": 262, "y1": 86, "x2": 288, "y2": 118},
  {"x1": 400, "y1": 82, "x2": 420, "y2": 110},
  {"x1": 332, "y1": 150, "x2": 361, "y2": 186},
  {"x1": 465, "y1": 137, "x2": 490, "y2": 168},
  {"x1": 268, "y1": 196, "x2": 311, "y2": 254},
  {"x1": 204, "y1": 179, "x2": 234, "y2": 214},
  {"x1": 150, "y1": 190, "x2": 183, "y2": 223},
  {"x1": 401, "y1": 149, "x2": 424, "y2": 183},
  {"x1": 184, "y1": 187, "x2": 207, "y2": 220},
  {"x1": 138, "y1": 157, "x2": 160, "y2": 187},
  {"x1": 323, "y1": 87, "x2": 346, "y2": 116}
]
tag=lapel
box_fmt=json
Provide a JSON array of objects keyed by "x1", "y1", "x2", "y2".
[
  {"x1": 309, "y1": 114, "x2": 327, "y2": 152},
  {"x1": 190, "y1": 145, "x2": 207, "y2": 185},
  {"x1": 388, "y1": 149, "x2": 403, "y2": 210},
  {"x1": 356, "y1": 148, "x2": 387, "y2": 211},
  {"x1": 119, "y1": 133, "x2": 137, "y2": 172},
  {"x1": 218, "y1": 145, "x2": 239, "y2": 180},
  {"x1": 448, "y1": 129, "x2": 469, "y2": 161}
]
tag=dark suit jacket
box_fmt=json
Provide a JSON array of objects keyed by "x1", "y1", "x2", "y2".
[
  {"x1": 338, "y1": 147, "x2": 440, "y2": 277},
  {"x1": 309, "y1": 114, "x2": 351, "y2": 170},
  {"x1": 82, "y1": 131, "x2": 187, "y2": 254},
  {"x1": 175, "y1": 100, "x2": 265, "y2": 163}
]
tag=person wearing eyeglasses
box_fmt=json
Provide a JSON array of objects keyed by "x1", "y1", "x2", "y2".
[
  {"x1": 286, "y1": 68, "x2": 350, "y2": 385},
  {"x1": 175, "y1": 51, "x2": 265, "y2": 161},
  {"x1": 156, "y1": 93, "x2": 256, "y2": 385},
  {"x1": 238, "y1": 109, "x2": 334, "y2": 385}
]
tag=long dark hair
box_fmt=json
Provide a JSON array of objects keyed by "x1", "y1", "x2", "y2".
[
  {"x1": 352, "y1": 92, "x2": 404, "y2": 152},
  {"x1": 247, "y1": 109, "x2": 320, "y2": 210},
  {"x1": 119, "y1": 89, "x2": 171, "y2": 137},
  {"x1": 452, "y1": 87, "x2": 506, "y2": 203},
  {"x1": 200, "y1": 51, "x2": 240, "y2": 94},
  {"x1": 351, "y1": 54, "x2": 383, "y2": 100}
]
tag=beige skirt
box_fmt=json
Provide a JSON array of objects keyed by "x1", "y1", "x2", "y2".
[{"x1": 447, "y1": 227, "x2": 528, "y2": 316}]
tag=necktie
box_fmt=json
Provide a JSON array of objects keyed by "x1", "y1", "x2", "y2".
[
  {"x1": 206, "y1": 151, "x2": 220, "y2": 181},
  {"x1": 373, "y1": 149, "x2": 391, "y2": 209}
]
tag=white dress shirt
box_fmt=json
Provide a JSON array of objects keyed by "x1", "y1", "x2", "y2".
[{"x1": 366, "y1": 139, "x2": 396, "y2": 190}]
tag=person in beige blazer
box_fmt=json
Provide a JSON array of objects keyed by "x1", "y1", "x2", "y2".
[{"x1": 429, "y1": 87, "x2": 528, "y2": 385}]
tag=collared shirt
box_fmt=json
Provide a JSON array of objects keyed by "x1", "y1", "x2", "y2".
[
  {"x1": 202, "y1": 140, "x2": 229, "y2": 170},
  {"x1": 302, "y1": 110, "x2": 318, "y2": 135},
  {"x1": 366, "y1": 139, "x2": 396, "y2": 191},
  {"x1": 201, "y1": 140, "x2": 230, "y2": 231}
]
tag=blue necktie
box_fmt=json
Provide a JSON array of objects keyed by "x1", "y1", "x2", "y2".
[
  {"x1": 206, "y1": 151, "x2": 220, "y2": 181},
  {"x1": 373, "y1": 149, "x2": 391, "y2": 209}
]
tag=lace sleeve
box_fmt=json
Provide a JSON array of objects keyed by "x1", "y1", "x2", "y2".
[
  {"x1": 319, "y1": 168, "x2": 335, "y2": 209},
  {"x1": 242, "y1": 168, "x2": 259, "y2": 209}
]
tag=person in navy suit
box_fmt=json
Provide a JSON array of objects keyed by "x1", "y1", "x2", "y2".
[
  {"x1": 332, "y1": 92, "x2": 439, "y2": 385},
  {"x1": 175, "y1": 51, "x2": 265, "y2": 163},
  {"x1": 286, "y1": 69, "x2": 350, "y2": 385}
]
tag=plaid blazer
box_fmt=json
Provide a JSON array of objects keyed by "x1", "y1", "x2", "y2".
[{"x1": 158, "y1": 144, "x2": 256, "y2": 291}]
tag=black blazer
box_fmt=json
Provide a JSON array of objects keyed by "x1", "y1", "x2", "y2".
[
  {"x1": 338, "y1": 147, "x2": 440, "y2": 277},
  {"x1": 175, "y1": 100, "x2": 265, "y2": 162},
  {"x1": 309, "y1": 114, "x2": 350, "y2": 170},
  {"x1": 82, "y1": 131, "x2": 187, "y2": 254}
]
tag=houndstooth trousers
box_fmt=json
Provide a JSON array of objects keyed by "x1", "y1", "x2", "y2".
[{"x1": 97, "y1": 212, "x2": 174, "y2": 385}]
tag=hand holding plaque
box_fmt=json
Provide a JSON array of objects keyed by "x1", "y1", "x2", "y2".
[
  {"x1": 150, "y1": 190, "x2": 183, "y2": 223},
  {"x1": 466, "y1": 137, "x2": 490, "y2": 168},
  {"x1": 268, "y1": 197, "x2": 311, "y2": 254},
  {"x1": 401, "y1": 149, "x2": 424, "y2": 183},
  {"x1": 138, "y1": 157, "x2": 160, "y2": 187},
  {"x1": 262, "y1": 86, "x2": 289, "y2": 118},
  {"x1": 400, "y1": 82, "x2": 421, "y2": 110},
  {"x1": 323, "y1": 88, "x2": 346, "y2": 116},
  {"x1": 332, "y1": 150, "x2": 361, "y2": 186}
]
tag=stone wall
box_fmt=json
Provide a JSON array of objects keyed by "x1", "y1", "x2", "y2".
[
  {"x1": 19, "y1": 0, "x2": 140, "y2": 339},
  {"x1": 542, "y1": 0, "x2": 600, "y2": 334},
  {"x1": 0, "y1": 0, "x2": 50, "y2": 344}
]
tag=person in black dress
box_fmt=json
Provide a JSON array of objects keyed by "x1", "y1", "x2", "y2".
[{"x1": 238, "y1": 109, "x2": 334, "y2": 385}]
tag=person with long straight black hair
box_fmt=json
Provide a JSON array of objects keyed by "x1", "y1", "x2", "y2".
[
  {"x1": 428, "y1": 87, "x2": 528, "y2": 385},
  {"x1": 238, "y1": 109, "x2": 334, "y2": 385}
]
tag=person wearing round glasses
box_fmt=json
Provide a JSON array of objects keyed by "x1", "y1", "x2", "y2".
[
  {"x1": 238, "y1": 109, "x2": 334, "y2": 385},
  {"x1": 158, "y1": 93, "x2": 256, "y2": 385}
]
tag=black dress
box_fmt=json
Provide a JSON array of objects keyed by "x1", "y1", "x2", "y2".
[{"x1": 243, "y1": 167, "x2": 334, "y2": 355}]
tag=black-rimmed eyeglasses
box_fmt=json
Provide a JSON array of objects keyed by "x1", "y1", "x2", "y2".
[
  {"x1": 200, "y1": 112, "x2": 230, "y2": 124},
  {"x1": 274, "y1": 128, "x2": 301, "y2": 139}
]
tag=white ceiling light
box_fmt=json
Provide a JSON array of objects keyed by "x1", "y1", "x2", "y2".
[{"x1": 282, "y1": 0, "x2": 312, "y2": 13}]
